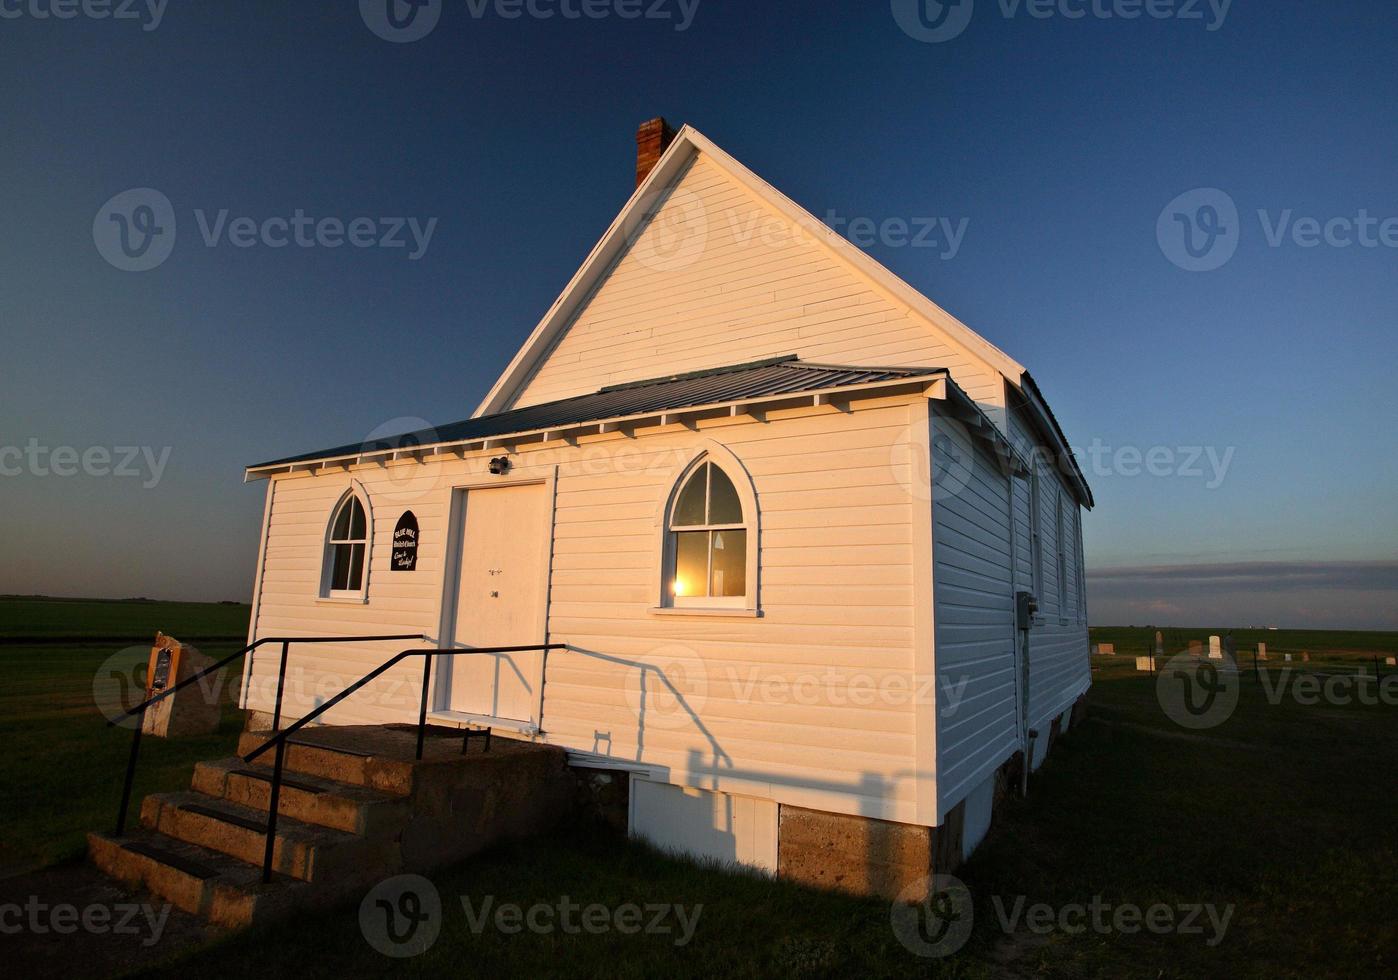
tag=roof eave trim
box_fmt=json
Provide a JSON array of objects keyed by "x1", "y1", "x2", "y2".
[
  {"x1": 244, "y1": 371, "x2": 949, "y2": 482},
  {"x1": 1013, "y1": 373, "x2": 1094, "y2": 509}
]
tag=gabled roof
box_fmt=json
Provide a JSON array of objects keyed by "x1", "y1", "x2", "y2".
[
  {"x1": 245, "y1": 357, "x2": 949, "y2": 476},
  {"x1": 472, "y1": 124, "x2": 1027, "y2": 419}
]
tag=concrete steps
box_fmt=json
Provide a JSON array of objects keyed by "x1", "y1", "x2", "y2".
[
  {"x1": 140, "y1": 791, "x2": 399, "y2": 882},
  {"x1": 86, "y1": 829, "x2": 326, "y2": 929},
  {"x1": 191, "y1": 758, "x2": 409, "y2": 837},
  {"x1": 88, "y1": 724, "x2": 578, "y2": 929}
]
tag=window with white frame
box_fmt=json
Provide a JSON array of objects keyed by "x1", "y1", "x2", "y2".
[
  {"x1": 1056, "y1": 488, "x2": 1070, "y2": 622},
  {"x1": 1030, "y1": 468, "x2": 1044, "y2": 600},
  {"x1": 1075, "y1": 506, "x2": 1087, "y2": 624},
  {"x1": 323, "y1": 492, "x2": 369, "y2": 598},
  {"x1": 665, "y1": 459, "x2": 750, "y2": 608}
]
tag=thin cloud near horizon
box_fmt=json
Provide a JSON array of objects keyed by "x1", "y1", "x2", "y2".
[{"x1": 1087, "y1": 560, "x2": 1398, "y2": 631}]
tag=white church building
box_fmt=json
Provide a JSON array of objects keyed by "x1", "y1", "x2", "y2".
[{"x1": 237, "y1": 119, "x2": 1093, "y2": 894}]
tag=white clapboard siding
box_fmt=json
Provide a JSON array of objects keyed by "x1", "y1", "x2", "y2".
[
  {"x1": 1007, "y1": 406, "x2": 1090, "y2": 755},
  {"x1": 507, "y1": 152, "x2": 1005, "y2": 426},
  {"x1": 931, "y1": 407, "x2": 1019, "y2": 814},
  {"x1": 245, "y1": 397, "x2": 926, "y2": 824}
]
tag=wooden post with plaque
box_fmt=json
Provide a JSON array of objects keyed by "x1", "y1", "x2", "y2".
[{"x1": 141, "y1": 632, "x2": 221, "y2": 737}]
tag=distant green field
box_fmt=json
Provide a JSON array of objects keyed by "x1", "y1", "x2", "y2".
[
  {"x1": 0, "y1": 596, "x2": 250, "y2": 641},
  {"x1": 1091, "y1": 625, "x2": 1398, "y2": 662}
]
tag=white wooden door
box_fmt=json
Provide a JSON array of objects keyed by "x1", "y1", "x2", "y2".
[{"x1": 446, "y1": 483, "x2": 550, "y2": 724}]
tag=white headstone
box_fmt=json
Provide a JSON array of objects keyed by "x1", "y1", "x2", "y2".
[
  {"x1": 1208, "y1": 635, "x2": 1223, "y2": 660},
  {"x1": 1155, "y1": 630, "x2": 1164, "y2": 656},
  {"x1": 1284, "y1": 653, "x2": 1293, "y2": 662}
]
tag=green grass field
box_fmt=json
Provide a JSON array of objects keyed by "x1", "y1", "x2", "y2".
[
  {"x1": 0, "y1": 596, "x2": 250, "y2": 641},
  {"x1": 2, "y1": 599, "x2": 1395, "y2": 977}
]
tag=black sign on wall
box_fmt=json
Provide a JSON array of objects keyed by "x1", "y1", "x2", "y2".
[{"x1": 392, "y1": 511, "x2": 419, "y2": 571}]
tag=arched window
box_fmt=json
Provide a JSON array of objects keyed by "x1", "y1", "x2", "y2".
[
  {"x1": 666, "y1": 459, "x2": 750, "y2": 608},
  {"x1": 323, "y1": 491, "x2": 369, "y2": 598}
]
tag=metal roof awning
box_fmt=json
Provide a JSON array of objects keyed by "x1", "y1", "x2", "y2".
[{"x1": 244, "y1": 356, "x2": 1017, "y2": 480}]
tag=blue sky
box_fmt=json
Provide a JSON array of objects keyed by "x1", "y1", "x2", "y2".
[{"x1": 1, "y1": 1, "x2": 1394, "y2": 627}]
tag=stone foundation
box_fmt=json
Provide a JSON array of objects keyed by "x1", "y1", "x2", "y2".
[{"x1": 775, "y1": 691, "x2": 1089, "y2": 900}]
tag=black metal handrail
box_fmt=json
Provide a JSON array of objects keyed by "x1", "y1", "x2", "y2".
[
  {"x1": 109, "y1": 633, "x2": 426, "y2": 836},
  {"x1": 242, "y1": 642, "x2": 566, "y2": 882}
]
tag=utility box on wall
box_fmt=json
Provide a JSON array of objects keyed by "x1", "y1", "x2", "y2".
[{"x1": 141, "y1": 632, "x2": 221, "y2": 738}]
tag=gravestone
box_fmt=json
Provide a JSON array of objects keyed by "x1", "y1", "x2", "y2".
[
  {"x1": 1284, "y1": 653, "x2": 1293, "y2": 662},
  {"x1": 1155, "y1": 631, "x2": 1164, "y2": 657},
  {"x1": 1096, "y1": 643, "x2": 1115, "y2": 655},
  {"x1": 1135, "y1": 657, "x2": 1154, "y2": 672},
  {"x1": 1387, "y1": 657, "x2": 1397, "y2": 667},
  {"x1": 1188, "y1": 640, "x2": 1203, "y2": 657},
  {"x1": 1302, "y1": 652, "x2": 1310, "y2": 663},
  {"x1": 1258, "y1": 642, "x2": 1268, "y2": 661},
  {"x1": 1208, "y1": 635, "x2": 1223, "y2": 660}
]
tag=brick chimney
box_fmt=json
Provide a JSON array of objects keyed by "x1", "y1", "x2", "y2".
[{"x1": 635, "y1": 117, "x2": 678, "y2": 188}]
